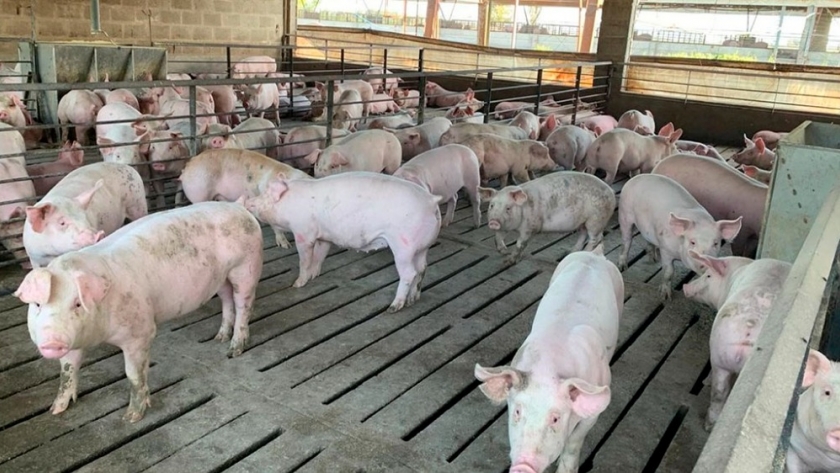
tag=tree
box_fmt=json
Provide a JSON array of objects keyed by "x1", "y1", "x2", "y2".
[
  {"x1": 491, "y1": 4, "x2": 512, "y2": 23},
  {"x1": 298, "y1": 0, "x2": 321, "y2": 12},
  {"x1": 525, "y1": 6, "x2": 542, "y2": 25}
]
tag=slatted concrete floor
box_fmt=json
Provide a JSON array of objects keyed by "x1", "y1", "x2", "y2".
[{"x1": 0, "y1": 172, "x2": 722, "y2": 473}]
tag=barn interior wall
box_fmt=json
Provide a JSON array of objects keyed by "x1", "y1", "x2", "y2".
[{"x1": 0, "y1": 0, "x2": 286, "y2": 47}]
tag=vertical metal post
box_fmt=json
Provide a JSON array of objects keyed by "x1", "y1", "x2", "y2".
[
  {"x1": 325, "y1": 79, "x2": 335, "y2": 147},
  {"x1": 288, "y1": 45, "x2": 295, "y2": 76},
  {"x1": 369, "y1": 43, "x2": 373, "y2": 66},
  {"x1": 483, "y1": 72, "x2": 493, "y2": 124},
  {"x1": 383, "y1": 48, "x2": 388, "y2": 71},
  {"x1": 188, "y1": 85, "x2": 197, "y2": 157},
  {"x1": 226, "y1": 46, "x2": 232, "y2": 78},
  {"x1": 91, "y1": 0, "x2": 102, "y2": 32},
  {"x1": 417, "y1": 49, "x2": 426, "y2": 125},
  {"x1": 130, "y1": 49, "x2": 136, "y2": 80},
  {"x1": 772, "y1": 6, "x2": 786, "y2": 61},
  {"x1": 534, "y1": 68, "x2": 543, "y2": 117},
  {"x1": 572, "y1": 66, "x2": 582, "y2": 124},
  {"x1": 341, "y1": 48, "x2": 345, "y2": 76}
]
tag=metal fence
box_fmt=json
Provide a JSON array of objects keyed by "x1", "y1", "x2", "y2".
[{"x1": 0, "y1": 44, "x2": 610, "y2": 269}]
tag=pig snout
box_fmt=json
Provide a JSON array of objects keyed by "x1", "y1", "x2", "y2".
[
  {"x1": 488, "y1": 219, "x2": 501, "y2": 230},
  {"x1": 509, "y1": 460, "x2": 540, "y2": 473},
  {"x1": 0, "y1": 110, "x2": 7, "y2": 121},
  {"x1": 683, "y1": 283, "x2": 698, "y2": 299},
  {"x1": 75, "y1": 229, "x2": 105, "y2": 247},
  {"x1": 37, "y1": 337, "x2": 71, "y2": 359},
  {"x1": 152, "y1": 162, "x2": 168, "y2": 172},
  {"x1": 827, "y1": 429, "x2": 840, "y2": 452}
]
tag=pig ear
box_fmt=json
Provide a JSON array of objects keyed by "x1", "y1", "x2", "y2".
[
  {"x1": 76, "y1": 179, "x2": 104, "y2": 208},
  {"x1": 717, "y1": 216, "x2": 743, "y2": 241},
  {"x1": 668, "y1": 128, "x2": 684, "y2": 143},
  {"x1": 658, "y1": 122, "x2": 674, "y2": 136},
  {"x1": 266, "y1": 175, "x2": 289, "y2": 202},
  {"x1": 743, "y1": 165, "x2": 759, "y2": 178},
  {"x1": 566, "y1": 379, "x2": 611, "y2": 419},
  {"x1": 474, "y1": 363, "x2": 524, "y2": 405},
  {"x1": 803, "y1": 349, "x2": 833, "y2": 388},
  {"x1": 669, "y1": 213, "x2": 693, "y2": 236},
  {"x1": 691, "y1": 251, "x2": 727, "y2": 277},
  {"x1": 743, "y1": 134, "x2": 755, "y2": 147},
  {"x1": 331, "y1": 152, "x2": 349, "y2": 167},
  {"x1": 478, "y1": 186, "x2": 497, "y2": 201},
  {"x1": 694, "y1": 144, "x2": 708, "y2": 155},
  {"x1": 25, "y1": 204, "x2": 53, "y2": 233},
  {"x1": 72, "y1": 270, "x2": 110, "y2": 313},
  {"x1": 545, "y1": 114, "x2": 557, "y2": 131},
  {"x1": 14, "y1": 268, "x2": 52, "y2": 306},
  {"x1": 645, "y1": 110, "x2": 654, "y2": 119},
  {"x1": 593, "y1": 126, "x2": 603, "y2": 137},
  {"x1": 303, "y1": 149, "x2": 321, "y2": 165},
  {"x1": 755, "y1": 137, "x2": 766, "y2": 154},
  {"x1": 96, "y1": 136, "x2": 115, "y2": 153},
  {"x1": 509, "y1": 189, "x2": 528, "y2": 206}
]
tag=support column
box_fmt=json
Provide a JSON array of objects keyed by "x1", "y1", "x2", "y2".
[
  {"x1": 797, "y1": 5, "x2": 817, "y2": 64},
  {"x1": 809, "y1": 7, "x2": 833, "y2": 53},
  {"x1": 578, "y1": 0, "x2": 597, "y2": 53},
  {"x1": 424, "y1": 0, "x2": 440, "y2": 38},
  {"x1": 595, "y1": 0, "x2": 637, "y2": 113},
  {"x1": 478, "y1": 0, "x2": 491, "y2": 46}
]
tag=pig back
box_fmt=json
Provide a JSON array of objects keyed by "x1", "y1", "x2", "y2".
[
  {"x1": 78, "y1": 201, "x2": 263, "y2": 322},
  {"x1": 652, "y1": 154, "x2": 766, "y2": 235}
]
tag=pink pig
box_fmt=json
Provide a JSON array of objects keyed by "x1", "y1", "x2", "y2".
[
  {"x1": 475, "y1": 245, "x2": 622, "y2": 473},
  {"x1": 445, "y1": 105, "x2": 483, "y2": 124},
  {"x1": 232, "y1": 55, "x2": 277, "y2": 78},
  {"x1": 494, "y1": 101, "x2": 535, "y2": 120},
  {"x1": 545, "y1": 125, "x2": 598, "y2": 172},
  {"x1": 393, "y1": 144, "x2": 482, "y2": 227},
  {"x1": 425, "y1": 82, "x2": 470, "y2": 108},
  {"x1": 616, "y1": 109, "x2": 655, "y2": 135},
  {"x1": 23, "y1": 162, "x2": 148, "y2": 268},
  {"x1": 390, "y1": 88, "x2": 421, "y2": 109},
  {"x1": 682, "y1": 252, "x2": 790, "y2": 430},
  {"x1": 460, "y1": 134, "x2": 555, "y2": 187},
  {"x1": 304, "y1": 129, "x2": 401, "y2": 177},
  {"x1": 279, "y1": 125, "x2": 350, "y2": 169},
  {"x1": 439, "y1": 122, "x2": 528, "y2": 145},
  {"x1": 584, "y1": 122, "x2": 683, "y2": 184},
  {"x1": 510, "y1": 111, "x2": 541, "y2": 140},
  {"x1": 16, "y1": 201, "x2": 263, "y2": 422},
  {"x1": 580, "y1": 114, "x2": 617, "y2": 134},
  {"x1": 104, "y1": 89, "x2": 140, "y2": 111},
  {"x1": 385, "y1": 117, "x2": 452, "y2": 160},
  {"x1": 732, "y1": 134, "x2": 775, "y2": 170},
  {"x1": 787, "y1": 349, "x2": 840, "y2": 473},
  {"x1": 57, "y1": 90, "x2": 104, "y2": 145},
  {"x1": 243, "y1": 172, "x2": 442, "y2": 311},
  {"x1": 26, "y1": 141, "x2": 85, "y2": 196},
  {"x1": 618, "y1": 173, "x2": 742, "y2": 299},
  {"x1": 0, "y1": 123, "x2": 35, "y2": 267},
  {"x1": 752, "y1": 130, "x2": 787, "y2": 150}
]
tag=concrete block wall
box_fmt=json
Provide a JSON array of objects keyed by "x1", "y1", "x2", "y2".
[{"x1": 0, "y1": 0, "x2": 286, "y2": 46}]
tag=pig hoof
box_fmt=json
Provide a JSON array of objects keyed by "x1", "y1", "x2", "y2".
[
  {"x1": 214, "y1": 330, "x2": 231, "y2": 343},
  {"x1": 276, "y1": 238, "x2": 291, "y2": 249},
  {"x1": 227, "y1": 344, "x2": 245, "y2": 358},
  {"x1": 659, "y1": 284, "x2": 672, "y2": 300},
  {"x1": 704, "y1": 418, "x2": 716, "y2": 433},
  {"x1": 50, "y1": 396, "x2": 73, "y2": 415},
  {"x1": 293, "y1": 277, "x2": 309, "y2": 288},
  {"x1": 387, "y1": 303, "x2": 403, "y2": 313},
  {"x1": 504, "y1": 256, "x2": 518, "y2": 266},
  {"x1": 123, "y1": 409, "x2": 145, "y2": 423}
]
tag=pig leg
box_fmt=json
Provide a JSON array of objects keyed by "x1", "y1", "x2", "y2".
[
  {"x1": 464, "y1": 183, "x2": 481, "y2": 228},
  {"x1": 75, "y1": 125, "x2": 89, "y2": 146},
  {"x1": 408, "y1": 248, "x2": 429, "y2": 305},
  {"x1": 121, "y1": 341, "x2": 152, "y2": 423},
  {"x1": 494, "y1": 231, "x2": 508, "y2": 253},
  {"x1": 556, "y1": 415, "x2": 598, "y2": 473},
  {"x1": 506, "y1": 229, "x2": 533, "y2": 264},
  {"x1": 51, "y1": 349, "x2": 84, "y2": 415},
  {"x1": 785, "y1": 449, "x2": 808, "y2": 473},
  {"x1": 705, "y1": 366, "x2": 735, "y2": 431},
  {"x1": 293, "y1": 241, "x2": 316, "y2": 288},
  {"x1": 572, "y1": 227, "x2": 588, "y2": 252},
  {"x1": 152, "y1": 179, "x2": 166, "y2": 210},
  {"x1": 511, "y1": 169, "x2": 530, "y2": 185},
  {"x1": 604, "y1": 162, "x2": 620, "y2": 185},
  {"x1": 306, "y1": 240, "x2": 331, "y2": 282},
  {"x1": 647, "y1": 243, "x2": 659, "y2": 262},
  {"x1": 388, "y1": 246, "x2": 420, "y2": 312},
  {"x1": 499, "y1": 173, "x2": 509, "y2": 188},
  {"x1": 174, "y1": 182, "x2": 184, "y2": 206},
  {"x1": 214, "y1": 280, "x2": 235, "y2": 343},
  {"x1": 228, "y1": 266, "x2": 258, "y2": 358},
  {"x1": 274, "y1": 228, "x2": 292, "y2": 249},
  {"x1": 442, "y1": 195, "x2": 457, "y2": 227},
  {"x1": 658, "y1": 252, "x2": 676, "y2": 299},
  {"x1": 125, "y1": 192, "x2": 150, "y2": 221},
  {"x1": 618, "y1": 214, "x2": 634, "y2": 271}
]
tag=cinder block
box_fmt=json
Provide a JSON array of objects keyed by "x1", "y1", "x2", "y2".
[
  {"x1": 213, "y1": 27, "x2": 232, "y2": 42},
  {"x1": 214, "y1": 0, "x2": 234, "y2": 12},
  {"x1": 203, "y1": 12, "x2": 222, "y2": 27},
  {"x1": 171, "y1": 0, "x2": 192, "y2": 10},
  {"x1": 221, "y1": 13, "x2": 240, "y2": 28},
  {"x1": 181, "y1": 12, "x2": 202, "y2": 26}
]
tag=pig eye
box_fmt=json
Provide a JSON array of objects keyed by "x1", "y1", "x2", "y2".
[
  {"x1": 824, "y1": 387, "x2": 833, "y2": 398},
  {"x1": 34, "y1": 303, "x2": 40, "y2": 308},
  {"x1": 74, "y1": 301, "x2": 82, "y2": 309},
  {"x1": 550, "y1": 415, "x2": 559, "y2": 425},
  {"x1": 689, "y1": 239, "x2": 696, "y2": 247}
]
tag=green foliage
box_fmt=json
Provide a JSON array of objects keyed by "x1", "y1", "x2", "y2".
[
  {"x1": 665, "y1": 51, "x2": 759, "y2": 62},
  {"x1": 491, "y1": 5, "x2": 512, "y2": 23},
  {"x1": 534, "y1": 44, "x2": 552, "y2": 51},
  {"x1": 298, "y1": 0, "x2": 321, "y2": 12}
]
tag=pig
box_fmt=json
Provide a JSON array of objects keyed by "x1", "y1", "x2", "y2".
[
  {"x1": 479, "y1": 172, "x2": 616, "y2": 264},
  {"x1": 0, "y1": 62, "x2": 25, "y2": 102},
  {"x1": 316, "y1": 80, "x2": 375, "y2": 117},
  {"x1": 460, "y1": 134, "x2": 555, "y2": 187},
  {"x1": 148, "y1": 130, "x2": 190, "y2": 208},
  {"x1": 267, "y1": 72, "x2": 307, "y2": 89},
  {"x1": 786, "y1": 349, "x2": 840, "y2": 473},
  {"x1": 439, "y1": 122, "x2": 528, "y2": 145},
  {"x1": 243, "y1": 172, "x2": 441, "y2": 311},
  {"x1": 545, "y1": 125, "x2": 598, "y2": 172},
  {"x1": 616, "y1": 109, "x2": 656, "y2": 135},
  {"x1": 241, "y1": 83, "x2": 280, "y2": 123},
  {"x1": 742, "y1": 165, "x2": 772, "y2": 185},
  {"x1": 366, "y1": 112, "x2": 415, "y2": 130},
  {"x1": 105, "y1": 89, "x2": 140, "y2": 111},
  {"x1": 0, "y1": 123, "x2": 35, "y2": 267},
  {"x1": 368, "y1": 92, "x2": 401, "y2": 115},
  {"x1": 425, "y1": 82, "x2": 470, "y2": 108},
  {"x1": 204, "y1": 85, "x2": 240, "y2": 127},
  {"x1": 362, "y1": 66, "x2": 402, "y2": 93},
  {"x1": 475, "y1": 245, "x2": 622, "y2": 473},
  {"x1": 23, "y1": 162, "x2": 148, "y2": 268},
  {"x1": 95, "y1": 103, "x2": 152, "y2": 168},
  {"x1": 675, "y1": 140, "x2": 725, "y2": 161},
  {"x1": 752, "y1": 130, "x2": 787, "y2": 150},
  {"x1": 681, "y1": 252, "x2": 791, "y2": 430},
  {"x1": 135, "y1": 71, "x2": 165, "y2": 115},
  {"x1": 583, "y1": 122, "x2": 684, "y2": 184},
  {"x1": 652, "y1": 154, "x2": 767, "y2": 258},
  {"x1": 581, "y1": 114, "x2": 618, "y2": 134},
  {"x1": 451, "y1": 89, "x2": 485, "y2": 114},
  {"x1": 57, "y1": 90, "x2": 104, "y2": 145},
  {"x1": 538, "y1": 113, "x2": 596, "y2": 142},
  {"x1": 180, "y1": 149, "x2": 310, "y2": 248},
  {"x1": 445, "y1": 105, "x2": 484, "y2": 124},
  {"x1": 494, "y1": 101, "x2": 535, "y2": 120},
  {"x1": 393, "y1": 144, "x2": 481, "y2": 227},
  {"x1": 26, "y1": 141, "x2": 85, "y2": 196},
  {"x1": 390, "y1": 88, "x2": 420, "y2": 109},
  {"x1": 280, "y1": 125, "x2": 351, "y2": 169},
  {"x1": 386, "y1": 117, "x2": 452, "y2": 160},
  {"x1": 0, "y1": 92, "x2": 27, "y2": 130},
  {"x1": 166, "y1": 73, "x2": 192, "y2": 81},
  {"x1": 304, "y1": 129, "x2": 401, "y2": 177},
  {"x1": 617, "y1": 173, "x2": 743, "y2": 298},
  {"x1": 203, "y1": 118, "x2": 281, "y2": 158},
  {"x1": 175, "y1": 86, "x2": 215, "y2": 113},
  {"x1": 16, "y1": 201, "x2": 263, "y2": 422},
  {"x1": 732, "y1": 134, "x2": 775, "y2": 170},
  {"x1": 510, "y1": 111, "x2": 541, "y2": 140},
  {"x1": 332, "y1": 89, "x2": 364, "y2": 131},
  {"x1": 159, "y1": 96, "x2": 218, "y2": 136},
  {"x1": 232, "y1": 55, "x2": 277, "y2": 78}
]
